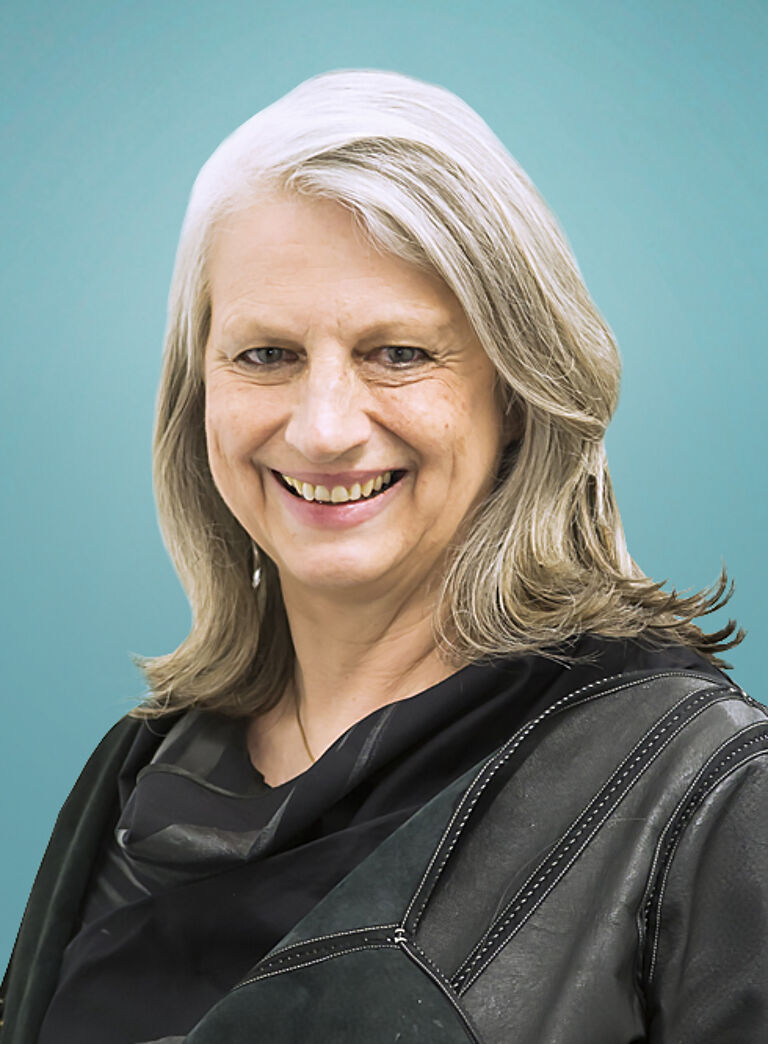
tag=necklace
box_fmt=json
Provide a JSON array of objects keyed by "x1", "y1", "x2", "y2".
[{"x1": 295, "y1": 692, "x2": 316, "y2": 764}]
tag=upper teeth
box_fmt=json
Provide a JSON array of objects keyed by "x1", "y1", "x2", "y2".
[{"x1": 281, "y1": 471, "x2": 393, "y2": 503}]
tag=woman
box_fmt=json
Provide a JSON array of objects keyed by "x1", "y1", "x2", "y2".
[{"x1": 3, "y1": 69, "x2": 766, "y2": 1043}]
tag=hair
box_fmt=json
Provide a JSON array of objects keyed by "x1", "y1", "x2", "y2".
[{"x1": 135, "y1": 68, "x2": 742, "y2": 718}]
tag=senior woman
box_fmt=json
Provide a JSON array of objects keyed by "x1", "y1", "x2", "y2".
[{"x1": 3, "y1": 70, "x2": 767, "y2": 1043}]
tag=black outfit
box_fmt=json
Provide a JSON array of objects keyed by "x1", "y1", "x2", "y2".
[{"x1": 3, "y1": 638, "x2": 767, "y2": 1043}]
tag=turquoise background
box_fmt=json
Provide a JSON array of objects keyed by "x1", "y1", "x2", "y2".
[{"x1": 1, "y1": 0, "x2": 765, "y2": 966}]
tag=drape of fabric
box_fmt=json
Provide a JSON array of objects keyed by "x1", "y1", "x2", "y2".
[{"x1": 36, "y1": 638, "x2": 710, "y2": 1044}]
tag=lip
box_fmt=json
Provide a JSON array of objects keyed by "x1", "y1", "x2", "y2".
[{"x1": 270, "y1": 468, "x2": 406, "y2": 530}]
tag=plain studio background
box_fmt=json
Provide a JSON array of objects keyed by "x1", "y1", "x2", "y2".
[{"x1": 1, "y1": 0, "x2": 765, "y2": 969}]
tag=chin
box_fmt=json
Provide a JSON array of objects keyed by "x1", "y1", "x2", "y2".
[{"x1": 277, "y1": 551, "x2": 401, "y2": 593}]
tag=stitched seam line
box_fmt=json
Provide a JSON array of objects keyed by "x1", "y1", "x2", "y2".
[
  {"x1": 399, "y1": 937, "x2": 483, "y2": 1044},
  {"x1": 452, "y1": 688, "x2": 735, "y2": 992},
  {"x1": 644, "y1": 723, "x2": 768, "y2": 976},
  {"x1": 247, "y1": 926, "x2": 398, "y2": 977},
  {"x1": 452, "y1": 687, "x2": 723, "y2": 989},
  {"x1": 644, "y1": 726, "x2": 768, "y2": 983},
  {"x1": 639, "y1": 721, "x2": 766, "y2": 912},
  {"x1": 647, "y1": 739, "x2": 768, "y2": 982},
  {"x1": 263, "y1": 922, "x2": 399, "y2": 961},
  {"x1": 238, "y1": 942, "x2": 398, "y2": 985},
  {"x1": 404, "y1": 671, "x2": 721, "y2": 929},
  {"x1": 647, "y1": 743, "x2": 768, "y2": 984}
]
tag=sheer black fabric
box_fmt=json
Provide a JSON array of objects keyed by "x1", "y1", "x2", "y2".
[{"x1": 38, "y1": 638, "x2": 716, "y2": 1043}]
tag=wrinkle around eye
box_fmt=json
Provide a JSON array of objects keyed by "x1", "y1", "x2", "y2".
[
  {"x1": 368, "y1": 345, "x2": 432, "y2": 368},
  {"x1": 237, "y1": 346, "x2": 300, "y2": 367}
]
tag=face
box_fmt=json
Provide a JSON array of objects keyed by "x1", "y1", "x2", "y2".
[{"x1": 203, "y1": 193, "x2": 507, "y2": 601}]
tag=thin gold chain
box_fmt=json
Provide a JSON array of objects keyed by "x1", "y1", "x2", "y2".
[{"x1": 295, "y1": 692, "x2": 316, "y2": 764}]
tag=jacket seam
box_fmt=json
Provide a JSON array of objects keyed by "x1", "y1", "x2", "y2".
[
  {"x1": 240, "y1": 682, "x2": 722, "y2": 998},
  {"x1": 398, "y1": 936, "x2": 483, "y2": 1043},
  {"x1": 643, "y1": 725, "x2": 768, "y2": 983},
  {"x1": 238, "y1": 930, "x2": 483, "y2": 1041},
  {"x1": 452, "y1": 686, "x2": 737, "y2": 992},
  {"x1": 245, "y1": 925, "x2": 399, "y2": 978},
  {"x1": 259, "y1": 922, "x2": 400, "y2": 962},
  {"x1": 404, "y1": 671, "x2": 724, "y2": 930},
  {"x1": 640, "y1": 720, "x2": 768, "y2": 979},
  {"x1": 647, "y1": 741, "x2": 768, "y2": 982},
  {"x1": 238, "y1": 941, "x2": 399, "y2": 985},
  {"x1": 639, "y1": 722, "x2": 766, "y2": 929}
]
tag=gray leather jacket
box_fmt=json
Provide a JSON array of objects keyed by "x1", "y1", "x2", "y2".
[{"x1": 4, "y1": 669, "x2": 768, "y2": 1041}]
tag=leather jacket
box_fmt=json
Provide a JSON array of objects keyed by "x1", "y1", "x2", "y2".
[{"x1": 4, "y1": 667, "x2": 768, "y2": 1042}]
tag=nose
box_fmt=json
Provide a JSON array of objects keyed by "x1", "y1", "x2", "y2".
[{"x1": 283, "y1": 355, "x2": 372, "y2": 463}]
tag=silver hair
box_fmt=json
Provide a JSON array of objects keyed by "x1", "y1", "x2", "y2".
[{"x1": 137, "y1": 69, "x2": 740, "y2": 717}]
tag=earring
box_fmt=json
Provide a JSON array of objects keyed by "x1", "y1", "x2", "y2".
[{"x1": 251, "y1": 544, "x2": 262, "y2": 589}]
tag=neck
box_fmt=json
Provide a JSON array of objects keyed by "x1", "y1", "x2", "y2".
[{"x1": 280, "y1": 574, "x2": 457, "y2": 757}]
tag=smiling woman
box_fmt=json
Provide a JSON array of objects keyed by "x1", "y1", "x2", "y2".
[
  {"x1": 204, "y1": 195, "x2": 505, "y2": 600},
  {"x1": 3, "y1": 69, "x2": 767, "y2": 1044}
]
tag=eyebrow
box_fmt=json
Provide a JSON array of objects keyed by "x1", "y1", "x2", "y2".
[{"x1": 215, "y1": 312, "x2": 459, "y2": 347}]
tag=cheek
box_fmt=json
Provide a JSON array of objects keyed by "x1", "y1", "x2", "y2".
[
  {"x1": 205, "y1": 388, "x2": 256, "y2": 459},
  {"x1": 382, "y1": 379, "x2": 466, "y2": 451},
  {"x1": 204, "y1": 401, "x2": 233, "y2": 476},
  {"x1": 439, "y1": 398, "x2": 505, "y2": 506},
  {"x1": 426, "y1": 385, "x2": 503, "y2": 475},
  {"x1": 204, "y1": 399, "x2": 257, "y2": 515}
]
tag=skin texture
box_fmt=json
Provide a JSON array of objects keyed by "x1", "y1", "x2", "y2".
[{"x1": 204, "y1": 193, "x2": 507, "y2": 783}]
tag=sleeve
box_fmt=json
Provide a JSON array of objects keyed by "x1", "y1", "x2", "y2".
[
  {"x1": 0, "y1": 716, "x2": 141, "y2": 1043},
  {"x1": 643, "y1": 722, "x2": 768, "y2": 1044}
]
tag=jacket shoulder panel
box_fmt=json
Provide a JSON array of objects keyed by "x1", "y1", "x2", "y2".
[
  {"x1": 642, "y1": 722, "x2": 768, "y2": 1039},
  {"x1": 641, "y1": 721, "x2": 768, "y2": 1041},
  {"x1": 410, "y1": 672, "x2": 736, "y2": 962},
  {"x1": 413, "y1": 674, "x2": 762, "y2": 1042}
]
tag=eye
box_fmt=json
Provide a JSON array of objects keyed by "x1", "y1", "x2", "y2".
[
  {"x1": 377, "y1": 346, "x2": 428, "y2": 366},
  {"x1": 238, "y1": 347, "x2": 296, "y2": 366}
]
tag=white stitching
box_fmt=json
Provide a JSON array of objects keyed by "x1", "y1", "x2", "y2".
[
  {"x1": 648, "y1": 740, "x2": 768, "y2": 981},
  {"x1": 640, "y1": 721, "x2": 764, "y2": 915},
  {"x1": 404, "y1": 672, "x2": 711, "y2": 925},
  {"x1": 456, "y1": 688, "x2": 721, "y2": 980},
  {"x1": 467, "y1": 686, "x2": 728, "y2": 940},
  {"x1": 400, "y1": 936, "x2": 482, "y2": 1043},
  {"x1": 646, "y1": 727, "x2": 768, "y2": 982},
  {"x1": 239, "y1": 942, "x2": 398, "y2": 984},
  {"x1": 454, "y1": 688, "x2": 737, "y2": 991},
  {"x1": 642, "y1": 719, "x2": 768, "y2": 978},
  {"x1": 404, "y1": 672, "x2": 720, "y2": 928},
  {"x1": 263, "y1": 922, "x2": 400, "y2": 961}
]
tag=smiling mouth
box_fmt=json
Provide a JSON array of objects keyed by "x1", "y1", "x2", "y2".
[{"x1": 274, "y1": 469, "x2": 406, "y2": 503}]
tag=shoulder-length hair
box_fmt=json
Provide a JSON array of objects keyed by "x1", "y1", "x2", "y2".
[{"x1": 136, "y1": 69, "x2": 741, "y2": 717}]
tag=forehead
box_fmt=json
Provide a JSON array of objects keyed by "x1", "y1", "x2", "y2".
[{"x1": 205, "y1": 193, "x2": 470, "y2": 342}]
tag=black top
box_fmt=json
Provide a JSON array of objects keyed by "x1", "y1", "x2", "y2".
[{"x1": 37, "y1": 637, "x2": 719, "y2": 1043}]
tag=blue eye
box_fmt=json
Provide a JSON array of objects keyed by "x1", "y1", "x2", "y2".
[
  {"x1": 383, "y1": 346, "x2": 425, "y2": 365},
  {"x1": 241, "y1": 347, "x2": 291, "y2": 365}
]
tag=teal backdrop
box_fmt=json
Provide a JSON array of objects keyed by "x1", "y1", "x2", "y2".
[{"x1": 1, "y1": 0, "x2": 766, "y2": 967}]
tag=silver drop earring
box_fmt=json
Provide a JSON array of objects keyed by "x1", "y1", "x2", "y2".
[{"x1": 251, "y1": 544, "x2": 262, "y2": 589}]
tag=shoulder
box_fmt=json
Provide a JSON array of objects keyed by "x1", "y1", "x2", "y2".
[
  {"x1": 421, "y1": 668, "x2": 768, "y2": 1029},
  {"x1": 50, "y1": 710, "x2": 185, "y2": 845},
  {"x1": 632, "y1": 676, "x2": 768, "y2": 1036},
  {"x1": 417, "y1": 666, "x2": 766, "y2": 958},
  {"x1": 72, "y1": 714, "x2": 144, "y2": 780},
  {"x1": 62, "y1": 715, "x2": 165, "y2": 807},
  {"x1": 547, "y1": 662, "x2": 765, "y2": 764},
  {"x1": 542, "y1": 667, "x2": 768, "y2": 827}
]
